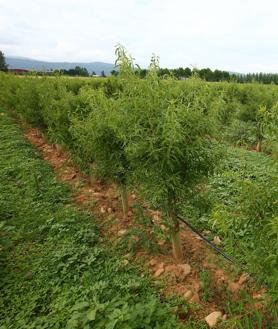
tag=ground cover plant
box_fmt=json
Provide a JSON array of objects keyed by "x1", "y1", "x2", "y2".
[{"x1": 185, "y1": 147, "x2": 278, "y2": 301}]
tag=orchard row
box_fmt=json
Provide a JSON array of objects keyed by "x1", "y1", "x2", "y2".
[{"x1": 1, "y1": 47, "x2": 277, "y2": 260}]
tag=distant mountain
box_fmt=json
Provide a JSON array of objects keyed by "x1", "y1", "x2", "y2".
[
  {"x1": 228, "y1": 71, "x2": 243, "y2": 76},
  {"x1": 6, "y1": 56, "x2": 115, "y2": 75}
]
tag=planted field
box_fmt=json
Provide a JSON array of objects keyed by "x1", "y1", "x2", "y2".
[{"x1": 0, "y1": 48, "x2": 278, "y2": 328}]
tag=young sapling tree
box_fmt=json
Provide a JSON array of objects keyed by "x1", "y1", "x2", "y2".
[
  {"x1": 70, "y1": 86, "x2": 131, "y2": 219},
  {"x1": 116, "y1": 48, "x2": 220, "y2": 261},
  {"x1": 255, "y1": 105, "x2": 278, "y2": 152}
]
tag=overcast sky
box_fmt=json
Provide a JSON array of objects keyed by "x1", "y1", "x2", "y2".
[{"x1": 0, "y1": 0, "x2": 278, "y2": 73}]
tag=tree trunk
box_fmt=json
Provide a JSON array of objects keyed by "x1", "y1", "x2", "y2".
[
  {"x1": 256, "y1": 139, "x2": 262, "y2": 152},
  {"x1": 55, "y1": 144, "x2": 62, "y2": 156},
  {"x1": 168, "y1": 200, "x2": 183, "y2": 262},
  {"x1": 120, "y1": 185, "x2": 128, "y2": 219},
  {"x1": 171, "y1": 225, "x2": 183, "y2": 262},
  {"x1": 89, "y1": 163, "x2": 95, "y2": 185},
  {"x1": 35, "y1": 128, "x2": 41, "y2": 137}
]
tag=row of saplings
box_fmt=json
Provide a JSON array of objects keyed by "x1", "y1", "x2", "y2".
[{"x1": 5, "y1": 48, "x2": 223, "y2": 261}]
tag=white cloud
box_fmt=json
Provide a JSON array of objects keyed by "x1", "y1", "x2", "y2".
[{"x1": 0, "y1": 0, "x2": 278, "y2": 72}]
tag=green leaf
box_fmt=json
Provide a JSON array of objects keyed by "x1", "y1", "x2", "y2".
[
  {"x1": 73, "y1": 301, "x2": 89, "y2": 311},
  {"x1": 87, "y1": 309, "x2": 97, "y2": 321}
]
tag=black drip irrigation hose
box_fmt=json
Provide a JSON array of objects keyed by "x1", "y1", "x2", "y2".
[
  {"x1": 177, "y1": 215, "x2": 235, "y2": 264},
  {"x1": 177, "y1": 215, "x2": 271, "y2": 289}
]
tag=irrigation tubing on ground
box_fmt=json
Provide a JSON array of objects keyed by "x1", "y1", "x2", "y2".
[
  {"x1": 177, "y1": 215, "x2": 272, "y2": 289},
  {"x1": 177, "y1": 215, "x2": 235, "y2": 264}
]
